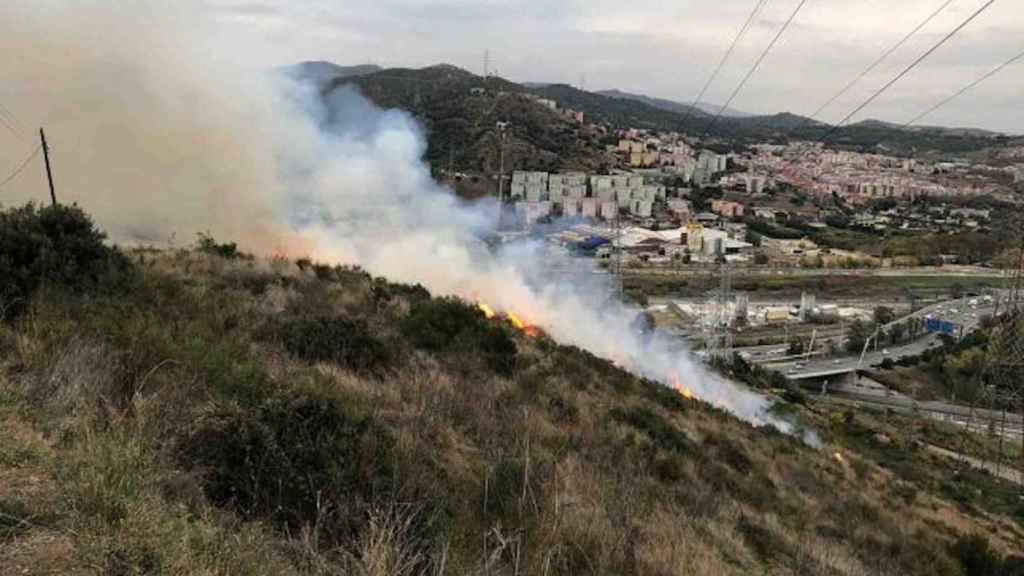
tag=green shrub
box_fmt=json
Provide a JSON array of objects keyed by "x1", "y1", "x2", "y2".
[
  {"x1": 400, "y1": 297, "x2": 517, "y2": 375},
  {"x1": 0, "y1": 497, "x2": 35, "y2": 541},
  {"x1": 781, "y1": 385, "x2": 808, "y2": 406},
  {"x1": 279, "y1": 317, "x2": 392, "y2": 373},
  {"x1": 186, "y1": 393, "x2": 395, "y2": 543},
  {"x1": 0, "y1": 203, "x2": 129, "y2": 320},
  {"x1": 196, "y1": 233, "x2": 245, "y2": 260},
  {"x1": 610, "y1": 407, "x2": 691, "y2": 454},
  {"x1": 950, "y1": 534, "x2": 1008, "y2": 576}
]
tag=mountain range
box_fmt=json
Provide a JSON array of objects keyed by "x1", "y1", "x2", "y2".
[
  {"x1": 292, "y1": 61, "x2": 1014, "y2": 167},
  {"x1": 595, "y1": 89, "x2": 754, "y2": 119}
]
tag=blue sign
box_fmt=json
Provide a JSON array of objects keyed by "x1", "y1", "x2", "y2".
[{"x1": 925, "y1": 318, "x2": 957, "y2": 335}]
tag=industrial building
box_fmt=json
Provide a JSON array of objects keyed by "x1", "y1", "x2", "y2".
[{"x1": 685, "y1": 224, "x2": 753, "y2": 261}]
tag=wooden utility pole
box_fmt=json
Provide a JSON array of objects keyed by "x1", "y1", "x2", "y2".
[{"x1": 39, "y1": 128, "x2": 56, "y2": 206}]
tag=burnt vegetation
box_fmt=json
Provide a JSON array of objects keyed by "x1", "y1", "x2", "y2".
[{"x1": 0, "y1": 202, "x2": 1022, "y2": 575}]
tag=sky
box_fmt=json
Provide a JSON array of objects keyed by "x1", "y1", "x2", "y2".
[{"x1": 206, "y1": 0, "x2": 1023, "y2": 133}]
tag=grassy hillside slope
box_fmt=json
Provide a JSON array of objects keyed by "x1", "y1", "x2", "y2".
[{"x1": 1, "y1": 204, "x2": 1022, "y2": 575}]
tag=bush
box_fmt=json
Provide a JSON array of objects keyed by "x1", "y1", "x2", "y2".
[
  {"x1": 186, "y1": 393, "x2": 395, "y2": 543},
  {"x1": 196, "y1": 233, "x2": 245, "y2": 260},
  {"x1": 400, "y1": 297, "x2": 517, "y2": 375},
  {"x1": 611, "y1": 406, "x2": 691, "y2": 454},
  {"x1": 0, "y1": 203, "x2": 128, "y2": 320},
  {"x1": 279, "y1": 317, "x2": 392, "y2": 373},
  {"x1": 950, "y1": 534, "x2": 1013, "y2": 576}
]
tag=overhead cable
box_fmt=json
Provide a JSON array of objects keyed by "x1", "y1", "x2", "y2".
[
  {"x1": 681, "y1": 0, "x2": 773, "y2": 126},
  {"x1": 702, "y1": 0, "x2": 813, "y2": 137},
  {"x1": 821, "y1": 0, "x2": 999, "y2": 140}
]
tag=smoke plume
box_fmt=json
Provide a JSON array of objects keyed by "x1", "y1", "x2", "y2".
[{"x1": 0, "y1": 2, "x2": 812, "y2": 438}]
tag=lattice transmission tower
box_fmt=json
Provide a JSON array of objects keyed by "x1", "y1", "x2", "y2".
[{"x1": 959, "y1": 211, "x2": 1024, "y2": 484}]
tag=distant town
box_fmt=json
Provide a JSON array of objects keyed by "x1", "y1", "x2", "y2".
[{"x1": 453, "y1": 90, "x2": 1022, "y2": 273}]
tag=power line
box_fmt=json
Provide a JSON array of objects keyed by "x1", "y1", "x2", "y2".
[
  {"x1": 702, "y1": 0, "x2": 812, "y2": 137},
  {"x1": 821, "y1": 0, "x2": 999, "y2": 141},
  {"x1": 0, "y1": 104, "x2": 27, "y2": 142},
  {"x1": 680, "y1": 0, "x2": 772, "y2": 126},
  {"x1": 0, "y1": 93, "x2": 29, "y2": 142},
  {"x1": 802, "y1": 0, "x2": 955, "y2": 129},
  {"x1": 902, "y1": 46, "x2": 1024, "y2": 128},
  {"x1": 0, "y1": 145, "x2": 42, "y2": 190}
]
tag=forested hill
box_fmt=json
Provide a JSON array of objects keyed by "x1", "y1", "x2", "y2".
[{"x1": 305, "y1": 62, "x2": 1010, "y2": 171}]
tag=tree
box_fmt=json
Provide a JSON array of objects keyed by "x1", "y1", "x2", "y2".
[
  {"x1": 873, "y1": 306, "x2": 896, "y2": 326},
  {"x1": 825, "y1": 214, "x2": 850, "y2": 229},
  {"x1": 846, "y1": 320, "x2": 871, "y2": 354},
  {"x1": 0, "y1": 202, "x2": 127, "y2": 320},
  {"x1": 889, "y1": 322, "x2": 907, "y2": 344}
]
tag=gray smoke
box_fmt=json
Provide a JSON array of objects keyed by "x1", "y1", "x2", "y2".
[{"x1": 0, "y1": 1, "x2": 814, "y2": 440}]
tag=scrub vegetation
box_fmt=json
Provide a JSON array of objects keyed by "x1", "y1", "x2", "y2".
[{"x1": 1, "y1": 203, "x2": 1021, "y2": 575}]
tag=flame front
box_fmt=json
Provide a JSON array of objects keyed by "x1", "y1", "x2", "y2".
[
  {"x1": 506, "y1": 312, "x2": 527, "y2": 330},
  {"x1": 672, "y1": 372, "x2": 697, "y2": 401},
  {"x1": 834, "y1": 452, "x2": 845, "y2": 463},
  {"x1": 478, "y1": 303, "x2": 544, "y2": 338},
  {"x1": 478, "y1": 303, "x2": 497, "y2": 319}
]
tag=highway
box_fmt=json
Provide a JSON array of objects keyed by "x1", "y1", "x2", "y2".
[
  {"x1": 770, "y1": 336, "x2": 941, "y2": 380},
  {"x1": 750, "y1": 296, "x2": 998, "y2": 378}
]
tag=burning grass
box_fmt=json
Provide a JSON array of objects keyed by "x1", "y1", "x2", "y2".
[{"x1": 0, "y1": 222, "x2": 1021, "y2": 574}]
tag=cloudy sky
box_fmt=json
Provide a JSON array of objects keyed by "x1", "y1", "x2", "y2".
[{"x1": 208, "y1": 0, "x2": 1023, "y2": 133}]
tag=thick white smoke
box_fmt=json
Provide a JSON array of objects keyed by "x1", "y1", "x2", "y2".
[
  {"x1": 0, "y1": 2, "x2": 811, "y2": 438},
  {"x1": 272, "y1": 80, "x2": 803, "y2": 433}
]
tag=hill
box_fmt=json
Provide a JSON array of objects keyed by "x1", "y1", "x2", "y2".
[
  {"x1": 596, "y1": 89, "x2": 753, "y2": 118},
  {"x1": 1, "y1": 203, "x2": 1022, "y2": 575},
  {"x1": 311, "y1": 63, "x2": 1012, "y2": 166},
  {"x1": 323, "y1": 66, "x2": 612, "y2": 174}
]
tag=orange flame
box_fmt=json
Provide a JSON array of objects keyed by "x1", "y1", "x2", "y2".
[
  {"x1": 478, "y1": 303, "x2": 497, "y2": 319},
  {"x1": 671, "y1": 372, "x2": 697, "y2": 401},
  {"x1": 478, "y1": 302, "x2": 544, "y2": 338},
  {"x1": 834, "y1": 452, "x2": 845, "y2": 464}
]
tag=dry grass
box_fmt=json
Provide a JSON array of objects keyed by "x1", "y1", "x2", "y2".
[{"x1": 0, "y1": 248, "x2": 1018, "y2": 575}]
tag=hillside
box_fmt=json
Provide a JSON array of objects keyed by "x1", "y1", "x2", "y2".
[
  {"x1": 312, "y1": 62, "x2": 1010, "y2": 158},
  {"x1": 1, "y1": 203, "x2": 1023, "y2": 575},
  {"x1": 322, "y1": 66, "x2": 612, "y2": 174}
]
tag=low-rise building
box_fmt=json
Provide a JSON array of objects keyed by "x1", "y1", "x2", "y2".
[
  {"x1": 761, "y1": 236, "x2": 818, "y2": 256},
  {"x1": 667, "y1": 199, "x2": 692, "y2": 220},
  {"x1": 744, "y1": 175, "x2": 767, "y2": 194},
  {"x1": 711, "y1": 200, "x2": 745, "y2": 219}
]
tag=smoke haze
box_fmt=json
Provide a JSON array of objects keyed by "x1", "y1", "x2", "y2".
[{"x1": 1, "y1": 1, "x2": 810, "y2": 437}]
